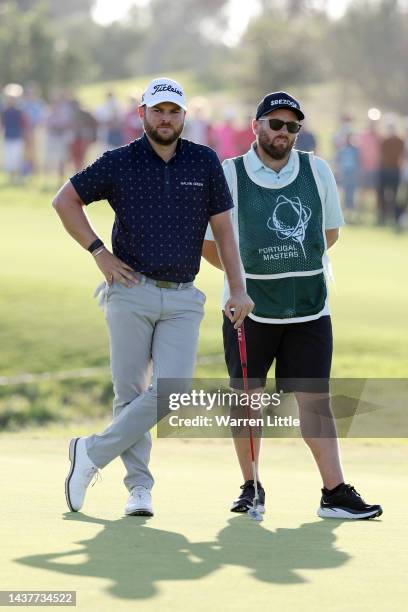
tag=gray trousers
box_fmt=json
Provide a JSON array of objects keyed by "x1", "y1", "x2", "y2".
[{"x1": 86, "y1": 279, "x2": 205, "y2": 491}]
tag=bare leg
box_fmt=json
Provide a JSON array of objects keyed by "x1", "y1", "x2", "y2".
[
  {"x1": 231, "y1": 388, "x2": 264, "y2": 482},
  {"x1": 296, "y1": 392, "x2": 345, "y2": 489}
]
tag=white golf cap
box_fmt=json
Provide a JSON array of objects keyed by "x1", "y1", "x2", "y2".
[{"x1": 141, "y1": 77, "x2": 187, "y2": 110}]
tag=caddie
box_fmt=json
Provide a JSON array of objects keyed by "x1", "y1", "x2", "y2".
[{"x1": 203, "y1": 91, "x2": 382, "y2": 520}]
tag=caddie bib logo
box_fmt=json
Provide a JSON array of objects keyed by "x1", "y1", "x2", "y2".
[{"x1": 266, "y1": 194, "x2": 311, "y2": 258}]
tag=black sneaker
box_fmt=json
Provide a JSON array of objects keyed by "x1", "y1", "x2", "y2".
[
  {"x1": 317, "y1": 483, "x2": 382, "y2": 520},
  {"x1": 231, "y1": 480, "x2": 265, "y2": 514}
]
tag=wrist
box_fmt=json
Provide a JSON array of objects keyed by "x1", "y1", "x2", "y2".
[
  {"x1": 87, "y1": 238, "x2": 104, "y2": 254},
  {"x1": 228, "y1": 281, "x2": 246, "y2": 294},
  {"x1": 92, "y1": 247, "x2": 106, "y2": 257}
]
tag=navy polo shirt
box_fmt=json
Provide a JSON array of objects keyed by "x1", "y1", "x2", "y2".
[{"x1": 70, "y1": 135, "x2": 233, "y2": 282}]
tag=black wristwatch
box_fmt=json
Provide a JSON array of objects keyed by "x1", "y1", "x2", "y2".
[{"x1": 87, "y1": 239, "x2": 104, "y2": 253}]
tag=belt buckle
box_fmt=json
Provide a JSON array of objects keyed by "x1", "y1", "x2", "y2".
[{"x1": 156, "y1": 280, "x2": 173, "y2": 289}]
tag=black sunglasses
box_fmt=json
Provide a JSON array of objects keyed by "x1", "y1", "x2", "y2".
[{"x1": 258, "y1": 118, "x2": 302, "y2": 134}]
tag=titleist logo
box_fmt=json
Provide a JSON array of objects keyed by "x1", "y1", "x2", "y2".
[{"x1": 152, "y1": 84, "x2": 183, "y2": 97}]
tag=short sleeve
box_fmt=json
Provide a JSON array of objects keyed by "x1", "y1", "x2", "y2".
[
  {"x1": 315, "y1": 157, "x2": 345, "y2": 229},
  {"x1": 70, "y1": 151, "x2": 114, "y2": 205},
  {"x1": 208, "y1": 150, "x2": 234, "y2": 217},
  {"x1": 205, "y1": 158, "x2": 236, "y2": 240}
]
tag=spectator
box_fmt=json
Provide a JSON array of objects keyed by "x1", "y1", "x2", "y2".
[
  {"x1": 210, "y1": 110, "x2": 239, "y2": 161},
  {"x1": 122, "y1": 95, "x2": 143, "y2": 144},
  {"x1": 20, "y1": 82, "x2": 46, "y2": 175},
  {"x1": 1, "y1": 83, "x2": 27, "y2": 183},
  {"x1": 183, "y1": 102, "x2": 211, "y2": 145},
  {"x1": 44, "y1": 91, "x2": 74, "y2": 182},
  {"x1": 95, "y1": 92, "x2": 123, "y2": 152},
  {"x1": 333, "y1": 114, "x2": 353, "y2": 153},
  {"x1": 235, "y1": 115, "x2": 255, "y2": 155},
  {"x1": 296, "y1": 121, "x2": 317, "y2": 152},
  {"x1": 397, "y1": 118, "x2": 408, "y2": 227},
  {"x1": 377, "y1": 123, "x2": 405, "y2": 224},
  {"x1": 69, "y1": 99, "x2": 98, "y2": 171},
  {"x1": 357, "y1": 120, "x2": 380, "y2": 194},
  {"x1": 336, "y1": 133, "x2": 360, "y2": 219}
]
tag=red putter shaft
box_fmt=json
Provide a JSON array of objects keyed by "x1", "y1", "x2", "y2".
[{"x1": 237, "y1": 324, "x2": 256, "y2": 462}]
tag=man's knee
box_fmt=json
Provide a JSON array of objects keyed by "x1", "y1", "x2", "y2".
[{"x1": 296, "y1": 393, "x2": 337, "y2": 438}]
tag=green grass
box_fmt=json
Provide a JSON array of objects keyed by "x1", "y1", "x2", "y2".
[
  {"x1": 327, "y1": 225, "x2": 408, "y2": 376},
  {"x1": 0, "y1": 177, "x2": 407, "y2": 426},
  {"x1": 0, "y1": 430, "x2": 407, "y2": 611},
  {"x1": 0, "y1": 177, "x2": 407, "y2": 378}
]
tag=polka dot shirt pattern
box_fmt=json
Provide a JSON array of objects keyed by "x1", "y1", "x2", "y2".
[{"x1": 70, "y1": 135, "x2": 233, "y2": 282}]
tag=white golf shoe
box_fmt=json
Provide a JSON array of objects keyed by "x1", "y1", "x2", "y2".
[
  {"x1": 125, "y1": 486, "x2": 154, "y2": 517},
  {"x1": 65, "y1": 437, "x2": 100, "y2": 512}
]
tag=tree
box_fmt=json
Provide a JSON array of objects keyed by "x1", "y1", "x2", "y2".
[
  {"x1": 0, "y1": 0, "x2": 95, "y2": 20},
  {"x1": 0, "y1": 2, "x2": 92, "y2": 94},
  {"x1": 54, "y1": 9, "x2": 146, "y2": 82},
  {"x1": 135, "y1": 0, "x2": 230, "y2": 76},
  {"x1": 259, "y1": 0, "x2": 329, "y2": 17},
  {"x1": 329, "y1": 0, "x2": 408, "y2": 114},
  {"x1": 233, "y1": 7, "x2": 328, "y2": 98},
  {"x1": 0, "y1": 2, "x2": 55, "y2": 90}
]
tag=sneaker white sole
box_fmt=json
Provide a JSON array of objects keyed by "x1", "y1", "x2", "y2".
[
  {"x1": 65, "y1": 438, "x2": 79, "y2": 512},
  {"x1": 317, "y1": 506, "x2": 382, "y2": 520}
]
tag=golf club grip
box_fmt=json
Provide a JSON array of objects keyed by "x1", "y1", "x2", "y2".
[{"x1": 237, "y1": 324, "x2": 248, "y2": 392}]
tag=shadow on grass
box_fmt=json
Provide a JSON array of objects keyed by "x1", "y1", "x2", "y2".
[{"x1": 15, "y1": 512, "x2": 355, "y2": 600}]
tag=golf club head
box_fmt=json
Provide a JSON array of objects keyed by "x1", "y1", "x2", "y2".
[{"x1": 248, "y1": 507, "x2": 263, "y2": 522}]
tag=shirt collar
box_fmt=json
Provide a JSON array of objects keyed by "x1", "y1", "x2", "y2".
[
  {"x1": 247, "y1": 142, "x2": 296, "y2": 175},
  {"x1": 141, "y1": 133, "x2": 183, "y2": 161}
]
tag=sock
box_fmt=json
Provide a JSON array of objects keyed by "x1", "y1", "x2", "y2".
[{"x1": 323, "y1": 482, "x2": 345, "y2": 496}]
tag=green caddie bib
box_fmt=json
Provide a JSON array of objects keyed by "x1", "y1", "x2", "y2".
[{"x1": 234, "y1": 151, "x2": 327, "y2": 322}]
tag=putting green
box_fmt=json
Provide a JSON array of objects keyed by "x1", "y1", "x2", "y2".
[{"x1": 1, "y1": 429, "x2": 407, "y2": 611}]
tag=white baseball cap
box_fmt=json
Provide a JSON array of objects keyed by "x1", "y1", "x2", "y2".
[
  {"x1": 3, "y1": 83, "x2": 23, "y2": 98},
  {"x1": 141, "y1": 77, "x2": 187, "y2": 110}
]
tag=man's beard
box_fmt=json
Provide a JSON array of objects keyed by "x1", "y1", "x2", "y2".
[
  {"x1": 143, "y1": 117, "x2": 183, "y2": 145},
  {"x1": 258, "y1": 131, "x2": 296, "y2": 160}
]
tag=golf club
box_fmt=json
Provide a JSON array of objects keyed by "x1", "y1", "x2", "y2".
[{"x1": 236, "y1": 323, "x2": 263, "y2": 522}]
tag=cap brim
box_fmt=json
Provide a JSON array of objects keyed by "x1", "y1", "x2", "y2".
[{"x1": 144, "y1": 97, "x2": 187, "y2": 111}]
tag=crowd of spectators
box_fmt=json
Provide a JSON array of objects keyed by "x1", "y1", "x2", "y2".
[
  {"x1": 333, "y1": 114, "x2": 408, "y2": 226},
  {"x1": 0, "y1": 86, "x2": 257, "y2": 182},
  {"x1": 1, "y1": 82, "x2": 408, "y2": 228}
]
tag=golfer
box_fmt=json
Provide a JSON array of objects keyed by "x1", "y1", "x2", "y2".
[
  {"x1": 203, "y1": 91, "x2": 382, "y2": 520},
  {"x1": 53, "y1": 77, "x2": 253, "y2": 516}
]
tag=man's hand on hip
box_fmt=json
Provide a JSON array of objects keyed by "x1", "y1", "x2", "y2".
[
  {"x1": 93, "y1": 249, "x2": 139, "y2": 288},
  {"x1": 224, "y1": 291, "x2": 254, "y2": 329}
]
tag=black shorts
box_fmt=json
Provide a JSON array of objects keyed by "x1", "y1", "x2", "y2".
[{"x1": 222, "y1": 314, "x2": 333, "y2": 392}]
